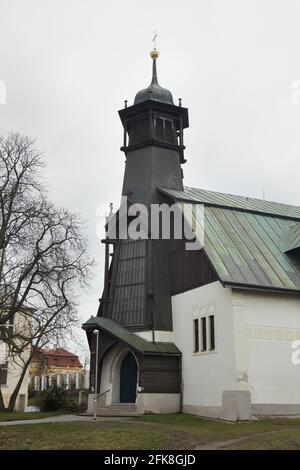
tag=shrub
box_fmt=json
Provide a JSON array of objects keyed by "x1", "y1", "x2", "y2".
[{"x1": 36, "y1": 387, "x2": 79, "y2": 412}]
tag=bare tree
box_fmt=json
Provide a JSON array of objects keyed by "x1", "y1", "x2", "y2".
[{"x1": 0, "y1": 132, "x2": 93, "y2": 411}]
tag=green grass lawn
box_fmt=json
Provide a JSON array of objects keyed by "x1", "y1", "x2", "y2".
[
  {"x1": 1, "y1": 414, "x2": 300, "y2": 449},
  {"x1": 0, "y1": 411, "x2": 64, "y2": 422}
]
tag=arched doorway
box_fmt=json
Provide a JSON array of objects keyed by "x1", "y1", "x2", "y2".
[{"x1": 119, "y1": 351, "x2": 137, "y2": 403}]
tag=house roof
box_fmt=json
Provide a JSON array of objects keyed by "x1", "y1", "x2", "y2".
[
  {"x1": 31, "y1": 348, "x2": 82, "y2": 368},
  {"x1": 159, "y1": 186, "x2": 300, "y2": 293},
  {"x1": 82, "y1": 316, "x2": 181, "y2": 356},
  {"x1": 43, "y1": 348, "x2": 78, "y2": 358}
]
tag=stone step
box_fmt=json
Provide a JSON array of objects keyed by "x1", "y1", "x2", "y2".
[
  {"x1": 95, "y1": 403, "x2": 140, "y2": 417},
  {"x1": 110, "y1": 403, "x2": 137, "y2": 408},
  {"x1": 96, "y1": 409, "x2": 140, "y2": 416}
]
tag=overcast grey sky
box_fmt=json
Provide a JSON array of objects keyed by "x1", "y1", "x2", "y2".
[{"x1": 1, "y1": 0, "x2": 300, "y2": 358}]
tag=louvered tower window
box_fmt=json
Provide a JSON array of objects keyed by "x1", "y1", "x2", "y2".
[
  {"x1": 154, "y1": 117, "x2": 176, "y2": 144},
  {"x1": 155, "y1": 118, "x2": 164, "y2": 141}
]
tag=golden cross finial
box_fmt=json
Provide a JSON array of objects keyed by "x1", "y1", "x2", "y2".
[
  {"x1": 150, "y1": 31, "x2": 159, "y2": 59},
  {"x1": 152, "y1": 31, "x2": 158, "y2": 50}
]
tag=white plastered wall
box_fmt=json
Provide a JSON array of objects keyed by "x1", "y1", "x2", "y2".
[
  {"x1": 242, "y1": 290, "x2": 300, "y2": 407},
  {"x1": 2, "y1": 360, "x2": 29, "y2": 411},
  {"x1": 172, "y1": 281, "x2": 238, "y2": 416},
  {"x1": 0, "y1": 312, "x2": 30, "y2": 411},
  {"x1": 172, "y1": 283, "x2": 300, "y2": 418}
]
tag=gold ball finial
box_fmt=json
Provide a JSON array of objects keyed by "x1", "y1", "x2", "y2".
[{"x1": 150, "y1": 49, "x2": 159, "y2": 60}]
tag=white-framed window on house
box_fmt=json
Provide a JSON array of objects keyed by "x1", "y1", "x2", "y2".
[
  {"x1": 61, "y1": 374, "x2": 67, "y2": 389},
  {"x1": 193, "y1": 312, "x2": 216, "y2": 354}
]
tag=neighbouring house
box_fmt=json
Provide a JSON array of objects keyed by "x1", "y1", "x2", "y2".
[
  {"x1": 0, "y1": 312, "x2": 30, "y2": 412},
  {"x1": 29, "y1": 347, "x2": 89, "y2": 392},
  {"x1": 82, "y1": 48, "x2": 300, "y2": 420}
]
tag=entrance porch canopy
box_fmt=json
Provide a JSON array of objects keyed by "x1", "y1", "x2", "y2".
[{"x1": 82, "y1": 316, "x2": 181, "y2": 356}]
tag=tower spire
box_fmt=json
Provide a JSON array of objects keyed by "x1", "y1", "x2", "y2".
[
  {"x1": 133, "y1": 34, "x2": 173, "y2": 105},
  {"x1": 150, "y1": 52, "x2": 159, "y2": 85}
]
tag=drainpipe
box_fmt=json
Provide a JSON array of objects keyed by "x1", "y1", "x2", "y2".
[
  {"x1": 93, "y1": 330, "x2": 100, "y2": 421},
  {"x1": 147, "y1": 238, "x2": 155, "y2": 343},
  {"x1": 180, "y1": 357, "x2": 183, "y2": 413}
]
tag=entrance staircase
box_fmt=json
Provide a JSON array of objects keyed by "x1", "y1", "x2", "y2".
[{"x1": 94, "y1": 403, "x2": 140, "y2": 417}]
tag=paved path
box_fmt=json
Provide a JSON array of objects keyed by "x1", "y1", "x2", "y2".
[{"x1": 0, "y1": 414, "x2": 128, "y2": 426}]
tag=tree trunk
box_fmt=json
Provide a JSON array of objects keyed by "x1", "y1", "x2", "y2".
[
  {"x1": 7, "y1": 358, "x2": 31, "y2": 412},
  {"x1": 0, "y1": 378, "x2": 6, "y2": 411}
]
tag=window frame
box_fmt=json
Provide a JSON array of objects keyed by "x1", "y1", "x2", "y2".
[
  {"x1": 193, "y1": 318, "x2": 199, "y2": 353},
  {"x1": 193, "y1": 310, "x2": 216, "y2": 356},
  {"x1": 201, "y1": 316, "x2": 207, "y2": 352},
  {"x1": 209, "y1": 315, "x2": 215, "y2": 351}
]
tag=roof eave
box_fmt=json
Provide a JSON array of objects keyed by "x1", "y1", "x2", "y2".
[{"x1": 222, "y1": 281, "x2": 300, "y2": 295}]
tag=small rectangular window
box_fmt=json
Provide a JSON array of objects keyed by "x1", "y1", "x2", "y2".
[
  {"x1": 201, "y1": 317, "x2": 207, "y2": 351},
  {"x1": 209, "y1": 315, "x2": 215, "y2": 350},
  {"x1": 193, "y1": 319, "x2": 199, "y2": 352}
]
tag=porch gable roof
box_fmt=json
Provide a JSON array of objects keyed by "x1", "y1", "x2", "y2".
[{"x1": 82, "y1": 316, "x2": 181, "y2": 356}]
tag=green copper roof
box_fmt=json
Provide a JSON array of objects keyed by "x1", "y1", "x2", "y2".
[
  {"x1": 82, "y1": 316, "x2": 181, "y2": 356},
  {"x1": 160, "y1": 186, "x2": 300, "y2": 293},
  {"x1": 134, "y1": 57, "x2": 174, "y2": 106},
  {"x1": 280, "y1": 223, "x2": 300, "y2": 254},
  {"x1": 159, "y1": 186, "x2": 300, "y2": 220}
]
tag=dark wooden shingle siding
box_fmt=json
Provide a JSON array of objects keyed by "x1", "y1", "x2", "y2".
[
  {"x1": 170, "y1": 248, "x2": 217, "y2": 295},
  {"x1": 139, "y1": 355, "x2": 181, "y2": 394}
]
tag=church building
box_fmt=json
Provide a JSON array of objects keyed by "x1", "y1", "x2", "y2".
[{"x1": 83, "y1": 47, "x2": 300, "y2": 420}]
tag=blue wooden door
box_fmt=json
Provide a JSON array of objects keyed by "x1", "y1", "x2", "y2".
[{"x1": 120, "y1": 352, "x2": 137, "y2": 403}]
